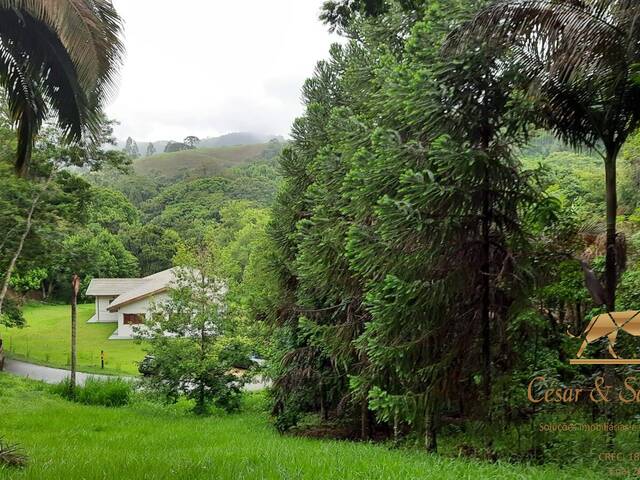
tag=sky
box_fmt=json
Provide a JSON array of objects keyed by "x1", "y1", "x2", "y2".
[{"x1": 105, "y1": 0, "x2": 338, "y2": 143}]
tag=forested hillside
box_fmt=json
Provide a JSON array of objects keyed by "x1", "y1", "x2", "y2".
[
  {"x1": 133, "y1": 141, "x2": 282, "y2": 180},
  {"x1": 0, "y1": 124, "x2": 283, "y2": 301}
]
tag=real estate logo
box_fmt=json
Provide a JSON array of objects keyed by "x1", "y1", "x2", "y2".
[{"x1": 569, "y1": 311, "x2": 640, "y2": 365}]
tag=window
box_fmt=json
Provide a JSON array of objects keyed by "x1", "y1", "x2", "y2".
[{"x1": 123, "y1": 314, "x2": 145, "y2": 325}]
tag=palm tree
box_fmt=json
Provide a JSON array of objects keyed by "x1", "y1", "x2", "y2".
[
  {"x1": 449, "y1": 0, "x2": 640, "y2": 310},
  {"x1": 0, "y1": 0, "x2": 124, "y2": 176}
]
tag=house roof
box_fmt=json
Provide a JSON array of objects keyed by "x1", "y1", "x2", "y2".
[
  {"x1": 106, "y1": 268, "x2": 178, "y2": 312},
  {"x1": 86, "y1": 279, "x2": 149, "y2": 296}
]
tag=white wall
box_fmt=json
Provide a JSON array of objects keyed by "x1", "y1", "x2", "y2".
[
  {"x1": 95, "y1": 297, "x2": 119, "y2": 322},
  {"x1": 115, "y1": 293, "x2": 169, "y2": 338}
]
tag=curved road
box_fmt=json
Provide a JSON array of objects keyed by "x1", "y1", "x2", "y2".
[
  {"x1": 4, "y1": 358, "x2": 116, "y2": 385},
  {"x1": 3, "y1": 358, "x2": 268, "y2": 391}
]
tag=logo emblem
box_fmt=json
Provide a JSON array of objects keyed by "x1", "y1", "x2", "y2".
[{"x1": 570, "y1": 311, "x2": 640, "y2": 365}]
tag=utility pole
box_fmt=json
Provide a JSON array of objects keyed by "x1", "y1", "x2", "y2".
[{"x1": 71, "y1": 274, "x2": 80, "y2": 392}]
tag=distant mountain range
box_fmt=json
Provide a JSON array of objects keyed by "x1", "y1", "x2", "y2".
[{"x1": 115, "y1": 132, "x2": 285, "y2": 154}]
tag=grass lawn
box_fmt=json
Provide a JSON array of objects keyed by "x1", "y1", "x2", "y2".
[
  {"x1": 0, "y1": 303, "x2": 145, "y2": 375},
  {"x1": 0, "y1": 373, "x2": 604, "y2": 480}
]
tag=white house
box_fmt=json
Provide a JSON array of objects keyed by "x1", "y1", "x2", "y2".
[{"x1": 86, "y1": 269, "x2": 178, "y2": 339}]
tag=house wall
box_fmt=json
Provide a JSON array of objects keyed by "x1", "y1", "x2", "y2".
[
  {"x1": 114, "y1": 293, "x2": 169, "y2": 338},
  {"x1": 95, "y1": 296, "x2": 119, "y2": 323}
]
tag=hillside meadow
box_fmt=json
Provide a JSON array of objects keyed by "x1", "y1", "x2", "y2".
[
  {"x1": 133, "y1": 143, "x2": 275, "y2": 179},
  {"x1": 0, "y1": 374, "x2": 603, "y2": 480}
]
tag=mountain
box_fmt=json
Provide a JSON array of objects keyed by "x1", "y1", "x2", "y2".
[
  {"x1": 132, "y1": 141, "x2": 284, "y2": 181},
  {"x1": 116, "y1": 132, "x2": 285, "y2": 155},
  {"x1": 198, "y1": 132, "x2": 284, "y2": 148}
]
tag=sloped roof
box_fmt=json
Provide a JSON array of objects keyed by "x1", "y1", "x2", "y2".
[
  {"x1": 107, "y1": 268, "x2": 178, "y2": 312},
  {"x1": 86, "y1": 278, "x2": 148, "y2": 296}
]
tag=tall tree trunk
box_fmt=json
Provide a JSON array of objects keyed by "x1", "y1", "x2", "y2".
[
  {"x1": 319, "y1": 379, "x2": 327, "y2": 421},
  {"x1": 425, "y1": 404, "x2": 437, "y2": 453},
  {"x1": 71, "y1": 274, "x2": 80, "y2": 392},
  {"x1": 605, "y1": 153, "x2": 618, "y2": 311},
  {"x1": 481, "y1": 169, "x2": 492, "y2": 404},
  {"x1": 47, "y1": 279, "x2": 54, "y2": 299},
  {"x1": 360, "y1": 399, "x2": 370, "y2": 440}
]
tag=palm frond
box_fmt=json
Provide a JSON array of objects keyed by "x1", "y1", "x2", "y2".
[
  {"x1": 447, "y1": 0, "x2": 640, "y2": 151},
  {"x1": 0, "y1": 0, "x2": 124, "y2": 174}
]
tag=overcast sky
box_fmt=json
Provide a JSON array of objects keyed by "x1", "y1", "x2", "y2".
[{"x1": 105, "y1": 0, "x2": 337, "y2": 142}]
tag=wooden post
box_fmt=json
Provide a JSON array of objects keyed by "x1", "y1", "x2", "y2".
[
  {"x1": 71, "y1": 274, "x2": 80, "y2": 391},
  {"x1": 101, "y1": 350, "x2": 104, "y2": 369}
]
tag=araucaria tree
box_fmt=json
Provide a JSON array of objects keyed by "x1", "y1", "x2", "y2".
[
  {"x1": 139, "y1": 266, "x2": 244, "y2": 414},
  {"x1": 184, "y1": 136, "x2": 200, "y2": 149},
  {"x1": 268, "y1": 0, "x2": 546, "y2": 450},
  {"x1": 452, "y1": 0, "x2": 640, "y2": 310},
  {"x1": 0, "y1": 0, "x2": 124, "y2": 176}
]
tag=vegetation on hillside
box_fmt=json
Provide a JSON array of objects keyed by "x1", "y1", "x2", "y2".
[
  {"x1": 0, "y1": 374, "x2": 609, "y2": 479},
  {"x1": 7, "y1": 0, "x2": 640, "y2": 477}
]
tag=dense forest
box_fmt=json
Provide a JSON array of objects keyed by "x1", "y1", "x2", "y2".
[{"x1": 257, "y1": 0, "x2": 640, "y2": 461}]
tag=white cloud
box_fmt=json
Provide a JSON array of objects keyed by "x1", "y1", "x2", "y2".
[{"x1": 105, "y1": 0, "x2": 338, "y2": 142}]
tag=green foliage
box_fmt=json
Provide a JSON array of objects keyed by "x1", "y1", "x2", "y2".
[
  {"x1": 63, "y1": 226, "x2": 139, "y2": 288},
  {"x1": 120, "y1": 224, "x2": 179, "y2": 277},
  {"x1": 136, "y1": 143, "x2": 282, "y2": 181},
  {"x1": 50, "y1": 377, "x2": 132, "y2": 407},
  {"x1": 8, "y1": 269, "x2": 46, "y2": 294},
  {"x1": 88, "y1": 187, "x2": 139, "y2": 233},
  {"x1": 0, "y1": 298, "x2": 24, "y2": 329},
  {"x1": 0, "y1": 0, "x2": 124, "y2": 176},
  {"x1": 139, "y1": 266, "x2": 245, "y2": 414}
]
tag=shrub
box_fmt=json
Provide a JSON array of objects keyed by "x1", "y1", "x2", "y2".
[
  {"x1": 0, "y1": 438, "x2": 27, "y2": 468},
  {"x1": 50, "y1": 377, "x2": 132, "y2": 407}
]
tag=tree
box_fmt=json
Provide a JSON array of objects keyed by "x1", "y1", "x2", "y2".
[
  {"x1": 452, "y1": 0, "x2": 640, "y2": 310},
  {"x1": 0, "y1": 0, "x2": 124, "y2": 176},
  {"x1": 146, "y1": 142, "x2": 156, "y2": 157},
  {"x1": 88, "y1": 187, "x2": 140, "y2": 234},
  {"x1": 0, "y1": 120, "x2": 129, "y2": 314},
  {"x1": 268, "y1": 0, "x2": 555, "y2": 450},
  {"x1": 124, "y1": 137, "x2": 140, "y2": 159},
  {"x1": 120, "y1": 224, "x2": 179, "y2": 277},
  {"x1": 70, "y1": 274, "x2": 80, "y2": 391},
  {"x1": 164, "y1": 141, "x2": 189, "y2": 153},
  {"x1": 138, "y1": 265, "x2": 245, "y2": 414},
  {"x1": 62, "y1": 226, "x2": 139, "y2": 282},
  {"x1": 184, "y1": 136, "x2": 200, "y2": 149}
]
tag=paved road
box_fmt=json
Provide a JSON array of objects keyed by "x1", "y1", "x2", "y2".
[
  {"x1": 3, "y1": 358, "x2": 269, "y2": 391},
  {"x1": 4, "y1": 358, "x2": 117, "y2": 385}
]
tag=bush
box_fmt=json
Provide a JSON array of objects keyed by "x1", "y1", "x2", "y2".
[
  {"x1": 274, "y1": 406, "x2": 301, "y2": 433},
  {"x1": 0, "y1": 438, "x2": 27, "y2": 468},
  {"x1": 50, "y1": 377, "x2": 132, "y2": 407}
]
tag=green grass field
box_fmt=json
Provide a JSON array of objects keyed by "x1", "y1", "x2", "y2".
[
  {"x1": 0, "y1": 303, "x2": 145, "y2": 375},
  {"x1": 134, "y1": 144, "x2": 270, "y2": 179},
  {"x1": 0, "y1": 373, "x2": 602, "y2": 480}
]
